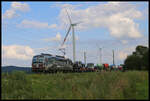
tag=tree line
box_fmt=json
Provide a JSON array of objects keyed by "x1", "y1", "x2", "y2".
[{"x1": 124, "y1": 45, "x2": 149, "y2": 70}]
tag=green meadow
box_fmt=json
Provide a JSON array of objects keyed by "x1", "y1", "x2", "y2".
[{"x1": 1, "y1": 71, "x2": 149, "y2": 100}]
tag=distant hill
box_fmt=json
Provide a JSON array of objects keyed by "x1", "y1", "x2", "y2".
[{"x1": 1, "y1": 66, "x2": 32, "y2": 73}]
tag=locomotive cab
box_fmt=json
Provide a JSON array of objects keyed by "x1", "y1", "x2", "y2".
[{"x1": 32, "y1": 55, "x2": 45, "y2": 72}]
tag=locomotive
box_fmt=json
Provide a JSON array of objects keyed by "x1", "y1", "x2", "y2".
[{"x1": 32, "y1": 53, "x2": 73, "y2": 73}]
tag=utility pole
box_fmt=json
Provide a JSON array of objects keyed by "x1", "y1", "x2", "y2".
[
  {"x1": 84, "y1": 51, "x2": 86, "y2": 66},
  {"x1": 113, "y1": 50, "x2": 115, "y2": 65}
]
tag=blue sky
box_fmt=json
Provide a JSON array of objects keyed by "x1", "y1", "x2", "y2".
[{"x1": 2, "y1": 1, "x2": 148, "y2": 67}]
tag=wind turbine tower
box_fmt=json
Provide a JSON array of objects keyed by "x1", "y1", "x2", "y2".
[{"x1": 60, "y1": 9, "x2": 81, "y2": 63}]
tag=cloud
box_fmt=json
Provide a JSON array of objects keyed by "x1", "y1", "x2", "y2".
[
  {"x1": 2, "y1": 2, "x2": 30, "y2": 19},
  {"x1": 118, "y1": 51, "x2": 128, "y2": 60},
  {"x1": 43, "y1": 32, "x2": 61, "y2": 42},
  {"x1": 48, "y1": 24, "x2": 57, "y2": 28},
  {"x1": 51, "y1": 3, "x2": 81, "y2": 9},
  {"x1": 18, "y1": 19, "x2": 57, "y2": 29},
  {"x1": 2, "y1": 9, "x2": 18, "y2": 19},
  {"x1": 107, "y1": 1, "x2": 120, "y2": 5},
  {"x1": 117, "y1": 46, "x2": 135, "y2": 61},
  {"x1": 108, "y1": 13, "x2": 142, "y2": 38},
  {"x1": 11, "y1": 2, "x2": 30, "y2": 12},
  {"x1": 121, "y1": 40, "x2": 128, "y2": 44},
  {"x1": 2, "y1": 45, "x2": 35, "y2": 60},
  {"x1": 58, "y1": 2, "x2": 144, "y2": 40}
]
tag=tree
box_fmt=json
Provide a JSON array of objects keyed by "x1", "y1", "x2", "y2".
[
  {"x1": 124, "y1": 55, "x2": 142, "y2": 70},
  {"x1": 142, "y1": 49, "x2": 149, "y2": 70},
  {"x1": 124, "y1": 45, "x2": 149, "y2": 70},
  {"x1": 136, "y1": 45, "x2": 148, "y2": 55}
]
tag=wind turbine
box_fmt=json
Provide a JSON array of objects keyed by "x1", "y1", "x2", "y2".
[{"x1": 59, "y1": 9, "x2": 81, "y2": 63}]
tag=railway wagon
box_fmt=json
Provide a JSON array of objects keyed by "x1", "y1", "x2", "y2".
[
  {"x1": 73, "y1": 61, "x2": 86, "y2": 72},
  {"x1": 86, "y1": 63, "x2": 95, "y2": 72},
  {"x1": 32, "y1": 53, "x2": 73, "y2": 73},
  {"x1": 95, "y1": 64, "x2": 104, "y2": 71}
]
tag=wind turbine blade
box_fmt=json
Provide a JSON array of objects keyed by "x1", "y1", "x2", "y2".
[
  {"x1": 66, "y1": 9, "x2": 72, "y2": 24},
  {"x1": 61, "y1": 25, "x2": 71, "y2": 46},
  {"x1": 74, "y1": 21, "x2": 83, "y2": 25}
]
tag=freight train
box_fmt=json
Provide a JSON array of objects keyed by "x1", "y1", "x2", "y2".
[{"x1": 32, "y1": 53, "x2": 124, "y2": 73}]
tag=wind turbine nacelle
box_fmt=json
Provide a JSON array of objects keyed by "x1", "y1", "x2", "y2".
[{"x1": 71, "y1": 24, "x2": 77, "y2": 26}]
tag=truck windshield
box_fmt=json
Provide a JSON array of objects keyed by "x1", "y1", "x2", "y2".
[{"x1": 87, "y1": 64, "x2": 94, "y2": 68}]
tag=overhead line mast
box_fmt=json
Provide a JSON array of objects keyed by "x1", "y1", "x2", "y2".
[
  {"x1": 113, "y1": 50, "x2": 115, "y2": 65},
  {"x1": 96, "y1": 44, "x2": 103, "y2": 65},
  {"x1": 84, "y1": 51, "x2": 86, "y2": 66}
]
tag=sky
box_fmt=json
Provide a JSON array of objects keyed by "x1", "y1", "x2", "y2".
[{"x1": 2, "y1": 1, "x2": 149, "y2": 67}]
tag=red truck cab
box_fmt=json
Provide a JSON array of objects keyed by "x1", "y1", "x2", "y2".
[{"x1": 103, "y1": 63, "x2": 109, "y2": 70}]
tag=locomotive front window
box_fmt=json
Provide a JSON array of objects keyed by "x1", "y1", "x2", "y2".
[
  {"x1": 33, "y1": 58, "x2": 37, "y2": 63},
  {"x1": 32, "y1": 56, "x2": 38, "y2": 63},
  {"x1": 39, "y1": 59, "x2": 43, "y2": 62},
  {"x1": 39, "y1": 58, "x2": 44, "y2": 63},
  {"x1": 32, "y1": 56, "x2": 44, "y2": 63}
]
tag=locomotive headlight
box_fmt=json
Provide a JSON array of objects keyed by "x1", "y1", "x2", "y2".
[{"x1": 49, "y1": 64, "x2": 53, "y2": 67}]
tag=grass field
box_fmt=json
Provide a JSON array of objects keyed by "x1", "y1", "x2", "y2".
[{"x1": 1, "y1": 71, "x2": 149, "y2": 100}]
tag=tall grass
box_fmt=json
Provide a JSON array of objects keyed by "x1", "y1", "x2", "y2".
[
  {"x1": 2, "y1": 71, "x2": 33, "y2": 99},
  {"x1": 1, "y1": 71, "x2": 148, "y2": 100}
]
